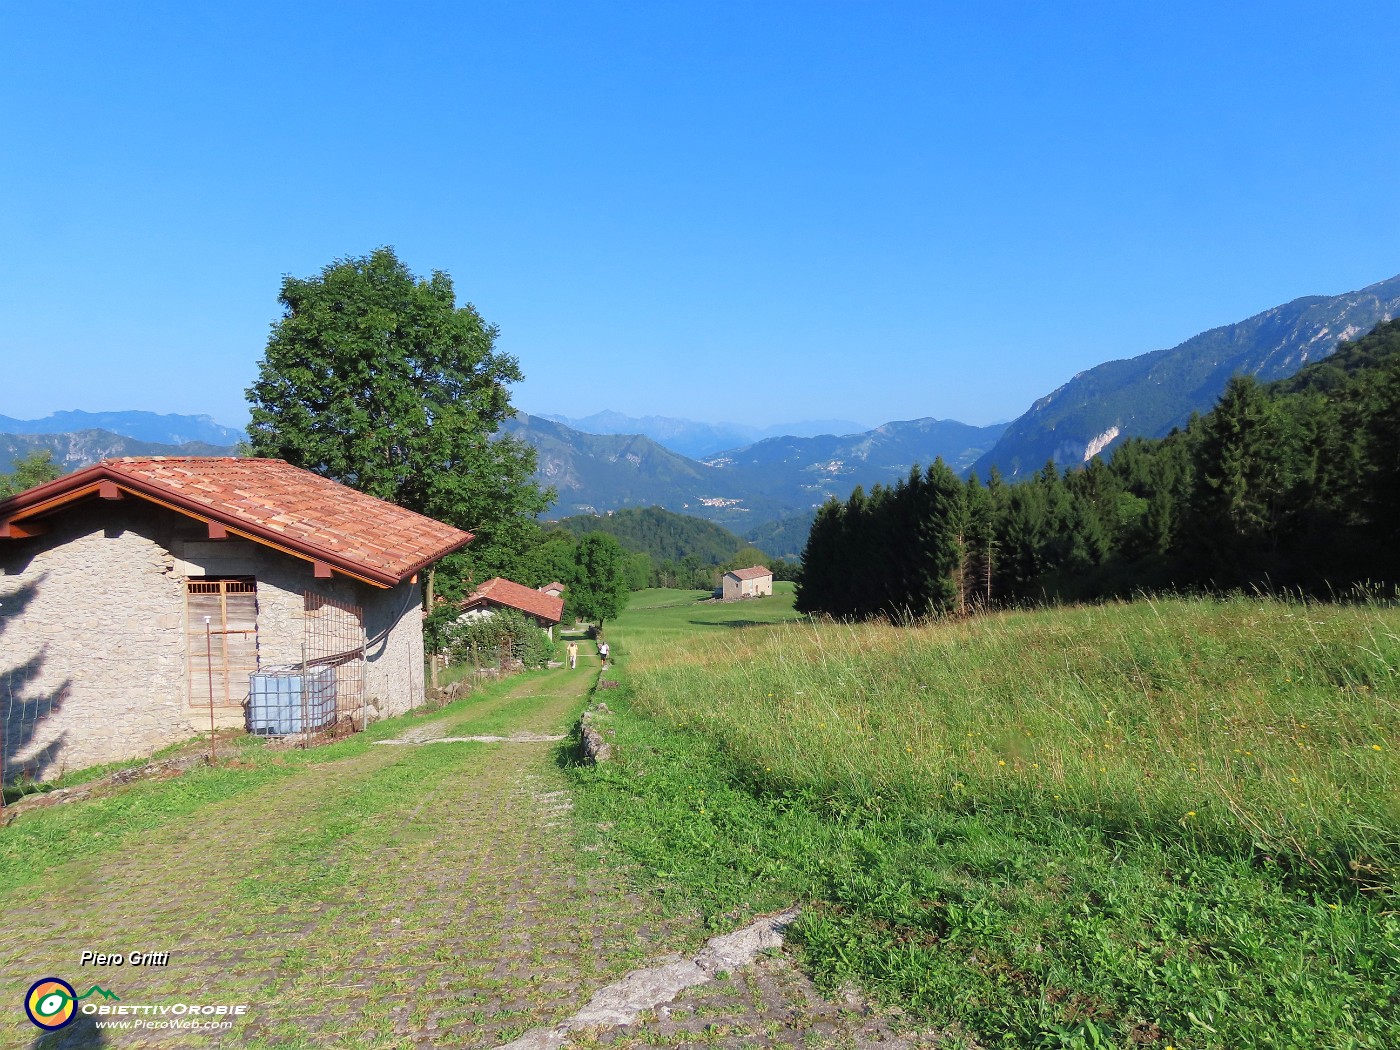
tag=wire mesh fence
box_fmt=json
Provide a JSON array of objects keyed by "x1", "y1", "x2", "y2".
[
  {"x1": 424, "y1": 640, "x2": 538, "y2": 710},
  {"x1": 1, "y1": 663, "x2": 69, "y2": 805}
]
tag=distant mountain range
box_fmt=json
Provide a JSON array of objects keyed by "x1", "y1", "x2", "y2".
[
  {"x1": 974, "y1": 273, "x2": 1400, "y2": 477},
  {"x1": 9, "y1": 270, "x2": 1399, "y2": 546},
  {"x1": 0, "y1": 429, "x2": 238, "y2": 474},
  {"x1": 505, "y1": 412, "x2": 1004, "y2": 528},
  {"x1": 538, "y1": 410, "x2": 870, "y2": 459},
  {"x1": 501, "y1": 413, "x2": 798, "y2": 526},
  {"x1": 0, "y1": 410, "x2": 246, "y2": 447},
  {"x1": 705, "y1": 416, "x2": 1005, "y2": 486}
]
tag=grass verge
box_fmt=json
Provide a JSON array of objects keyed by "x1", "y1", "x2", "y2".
[{"x1": 567, "y1": 591, "x2": 1400, "y2": 1049}]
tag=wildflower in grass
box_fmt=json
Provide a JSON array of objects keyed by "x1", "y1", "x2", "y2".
[
  {"x1": 1373, "y1": 744, "x2": 1383, "y2": 751},
  {"x1": 998, "y1": 760, "x2": 1006, "y2": 767}
]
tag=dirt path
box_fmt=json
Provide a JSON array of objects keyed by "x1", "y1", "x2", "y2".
[{"x1": 1, "y1": 660, "x2": 914, "y2": 1049}]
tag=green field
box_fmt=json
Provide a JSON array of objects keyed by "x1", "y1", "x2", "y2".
[{"x1": 571, "y1": 588, "x2": 1400, "y2": 1049}]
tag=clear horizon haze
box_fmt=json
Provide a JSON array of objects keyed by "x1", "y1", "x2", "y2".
[{"x1": 2, "y1": 2, "x2": 1397, "y2": 431}]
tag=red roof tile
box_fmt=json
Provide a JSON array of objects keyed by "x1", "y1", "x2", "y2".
[
  {"x1": 0, "y1": 457, "x2": 473, "y2": 587},
  {"x1": 461, "y1": 577, "x2": 565, "y2": 624},
  {"x1": 726, "y1": 565, "x2": 771, "y2": 581}
]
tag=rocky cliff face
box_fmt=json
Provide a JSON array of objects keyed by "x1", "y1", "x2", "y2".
[{"x1": 973, "y1": 273, "x2": 1400, "y2": 477}]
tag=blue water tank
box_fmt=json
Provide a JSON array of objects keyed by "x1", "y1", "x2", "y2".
[{"x1": 247, "y1": 665, "x2": 337, "y2": 735}]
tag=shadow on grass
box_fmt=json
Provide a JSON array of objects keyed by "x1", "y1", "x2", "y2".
[
  {"x1": 686, "y1": 618, "x2": 771, "y2": 629},
  {"x1": 32, "y1": 1009, "x2": 109, "y2": 1048}
]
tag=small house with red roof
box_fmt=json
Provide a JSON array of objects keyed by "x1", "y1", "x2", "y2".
[
  {"x1": 0, "y1": 458, "x2": 473, "y2": 781},
  {"x1": 720, "y1": 565, "x2": 773, "y2": 600},
  {"x1": 458, "y1": 578, "x2": 565, "y2": 638}
]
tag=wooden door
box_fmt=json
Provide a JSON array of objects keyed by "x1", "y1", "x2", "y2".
[{"x1": 186, "y1": 579, "x2": 259, "y2": 712}]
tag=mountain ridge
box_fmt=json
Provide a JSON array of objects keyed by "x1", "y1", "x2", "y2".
[
  {"x1": 973, "y1": 273, "x2": 1400, "y2": 477},
  {"x1": 537, "y1": 409, "x2": 870, "y2": 458},
  {"x1": 0, "y1": 410, "x2": 246, "y2": 447},
  {"x1": 0, "y1": 429, "x2": 239, "y2": 474}
]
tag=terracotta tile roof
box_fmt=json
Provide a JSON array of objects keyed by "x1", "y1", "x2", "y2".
[
  {"x1": 461, "y1": 577, "x2": 565, "y2": 625},
  {"x1": 726, "y1": 565, "x2": 772, "y2": 581},
  {"x1": 541, "y1": 581, "x2": 566, "y2": 593},
  {"x1": 0, "y1": 457, "x2": 473, "y2": 587}
]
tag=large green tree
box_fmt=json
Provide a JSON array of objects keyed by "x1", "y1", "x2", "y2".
[
  {"x1": 245, "y1": 247, "x2": 551, "y2": 583},
  {"x1": 567, "y1": 533, "x2": 631, "y2": 629}
]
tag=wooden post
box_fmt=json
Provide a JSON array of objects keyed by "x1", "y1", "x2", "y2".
[{"x1": 204, "y1": 617, "x2": 217, "y2": 764}]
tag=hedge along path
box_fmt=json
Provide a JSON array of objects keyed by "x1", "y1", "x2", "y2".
[{"x1": 1, "y1": 657, "x2": 912, "y2": 1049}]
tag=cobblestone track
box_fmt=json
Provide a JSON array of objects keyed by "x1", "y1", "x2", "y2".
[{"x1": 3, "y1": 663, "x2": 929, "y2": 1050}]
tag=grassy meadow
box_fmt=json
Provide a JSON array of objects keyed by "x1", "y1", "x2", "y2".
[{"x1": 571, "y1": 587, "x2": 1400, "y2": 1048}]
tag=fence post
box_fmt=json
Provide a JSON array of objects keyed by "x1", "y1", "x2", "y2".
[{"x1": 301, "y1": 642, "x2": 310, "y2": 749}]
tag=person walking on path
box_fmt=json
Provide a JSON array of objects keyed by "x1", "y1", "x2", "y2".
[
  {"x1": 567, "y1": 641, "x2": 578, "y2": 669},
  {"x1": 597, "y1": 639, "x2": 609, "y2": 669}
]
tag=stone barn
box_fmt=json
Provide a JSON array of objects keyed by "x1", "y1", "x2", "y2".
[
  {"x1": 0, "y1": 457, "x2": 473, "y2": 782},
  {"x1": 720, "y1": 565, "x2": 773, "y2": 600}
]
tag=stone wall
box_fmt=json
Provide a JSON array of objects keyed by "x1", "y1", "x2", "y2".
[
  {"x1": 1, "y1": 501, "x2": 190, "y2": 781},
  {"x1": 362, "y1": 578, "x2": 424, "y2": 721}
]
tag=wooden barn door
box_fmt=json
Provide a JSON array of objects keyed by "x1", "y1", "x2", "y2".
[{"x1": 186, "y1": 578, "x2": 259, "y2": 715}]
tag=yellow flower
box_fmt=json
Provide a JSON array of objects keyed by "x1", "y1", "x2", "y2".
[
  {"x1": 1328, "y1": 903, "x2": 1339, "y2": 910},
  {"x1": 998, "y1": 760, "x2": 1006, "y2": 766},
  {"x1": 1373, "y1": 744, "x2": 1383, "y2": 751},
  {"x1": 1186, "y1": 811, "x2": 1197, "y2": 818}
]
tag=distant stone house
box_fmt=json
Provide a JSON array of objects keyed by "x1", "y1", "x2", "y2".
[
  {"x1": 720, "y1": 566, "x2": 773, "y2": 600},
  {"x1": 457, "y1": 578, "x2": 565, "y2": 638},
  {"x1": 0, "y1": 457, "x2": 473, "y2": 782}
]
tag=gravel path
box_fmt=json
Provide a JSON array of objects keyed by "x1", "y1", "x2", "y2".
[{"x1": 2, "y1": 660, "x2": 923, "y2": 1049}]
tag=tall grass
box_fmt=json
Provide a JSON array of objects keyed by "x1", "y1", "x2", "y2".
[{"x1": 616, "y1": 594, "x2": 1400, "y2": 893}]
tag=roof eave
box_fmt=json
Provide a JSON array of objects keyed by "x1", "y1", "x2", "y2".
[{"x1": 0, "y1": 462, "x2": 474, "y2": 588}]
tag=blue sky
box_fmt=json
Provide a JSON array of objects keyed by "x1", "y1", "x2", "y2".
[{"x1": 2, "y1": 1, "x2": 1397, "y2": 431}]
